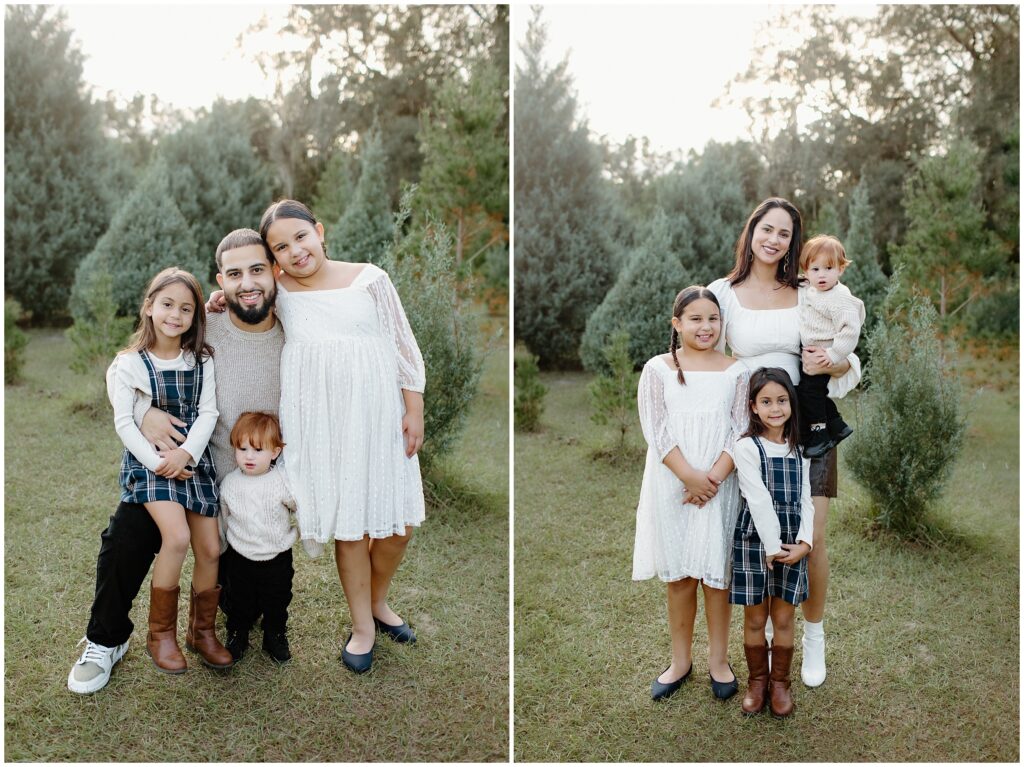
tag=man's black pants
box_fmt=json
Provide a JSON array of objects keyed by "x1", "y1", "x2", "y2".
[{"x1": 85, "y1": 502, "x2": 162, "y2": 648}]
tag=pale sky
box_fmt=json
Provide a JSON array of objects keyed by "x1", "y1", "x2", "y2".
[
  {"x1": 514, "y1": 4, "x2": 876, "y2": 155},
  {"x1": 61, "y1": 4, "x2": 291, "y2": 110}
]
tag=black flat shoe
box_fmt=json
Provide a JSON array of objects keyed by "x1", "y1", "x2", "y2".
[
  {"x1": 709, "y1": 664, "x2": 739, "y2": 700},
  {"x1": 803, "y1": 437, "x2": 836, "y2": 459},
  {"x1": 651, "y1": 663, "x2": 692, "y2": 701},
  {"x1": 374, "y1": 616, "x2": 417, "y2": 644},
  {"x1": 828, "y1": 419, "x2": 853, "y2": 444},
  {"x1": 341, "y1": 634, "x2": 374, "y2": 674}
]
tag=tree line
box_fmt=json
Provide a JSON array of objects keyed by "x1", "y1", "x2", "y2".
[
  {"x1": 515, "y1": 6, "x2": 1019, "y2": 371},
  {"x1": 5, "y1": 4, "x2": 509, "y2": 324}
]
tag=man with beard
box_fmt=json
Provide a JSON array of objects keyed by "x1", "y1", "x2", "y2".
[{"x1": 68, "y1": 229, "x2": 284, "y2": 693}]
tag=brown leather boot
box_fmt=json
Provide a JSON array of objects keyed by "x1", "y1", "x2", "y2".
[
  {"x1": 185, "y1": 584, "x2": 233, "y2": 668},
  {"x1": 147, "y1": 585, "x2": 187, "y2": 673},
  {"x1": 769, "y1": 644, "x2": 796, "y2": 717},
  {"x1": 741, "y1": 643, "x2": 770, "y2": 715}
]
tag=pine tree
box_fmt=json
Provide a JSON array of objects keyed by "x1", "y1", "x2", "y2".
[
  {"x1": 588, "y1": 331, "x2": 641, "y2": 460},
  {"x1": 334, "y1": 128, "x2": 395, "y2": 264},
  {"x1": 70, "y1": 159, "x2": 204, "y2": 320},
  {"x1": 380, "y1": 195, "x2": 482, "y2": 468},
  {"x1": 580, "y1": 212, "x2": 692, "y2": 372},
  {"x1": 159, "y1": 101, "x2": 275, "y2": 284},
  {"x1": 842, "y1": 178, "x2": 889, "y2": 345},
  {"x1": 5, "y1": 299, "x2": 28, "y2": 385},
  {"x1": 4, "y1": 6, "x2": 128, "y2": 321},
  {"x1": 514, "y1": 347, "x2": 547, "y2": 432},
  {"x1": 808, "y1": 200, "x2": 842, "y2": 238},
  {"x1": 312, "y1": 150, "x2": 358, "y2": 230},
  {"x1": 513, "y1": 9, "x2": 617, "y2": 369},
  {"x1": 844, "y1": 276, "x2": 966, "y2": 538},
  {"x1": 417, "y1": 59, "x2": 509, "y2": 285},
  {"x1": 891, "y1": 141, "x2": 1004, "y2": 317}
]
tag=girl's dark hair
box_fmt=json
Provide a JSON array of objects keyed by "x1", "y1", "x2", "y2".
[
  {"x1": 669, "y1": 285, "x2": 721, "y2": 385},
  {"x1": 744, "y1": 366, "x2": 801, "y2": 454},
  {"x1": 258, "y1": 199, "x2": 327, "y2": 255},
  {"x1": 727, "y1": 197, "x2": 803, "y2": 289},
  {"x1": 123, "y1": 268, "x2": 213, "y2": 363}
]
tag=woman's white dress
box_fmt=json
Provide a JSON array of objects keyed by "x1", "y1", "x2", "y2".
[
  {"x1": 276, "y1": 263, "x2": 426, "y2": 545},
  {"x1": 632, "y1": 357, "x2": 750, "y2": 587},
  {"x1": 708, "y1": 278, "x2": 860, "y2": 395}
]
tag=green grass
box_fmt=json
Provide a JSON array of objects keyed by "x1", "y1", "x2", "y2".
[
  {"x1": 5, "y1": 324, "x2": 508, "y2": 762},
  {"x1": 514, "y1": 363, "x2": 1019, "y2": 762}
]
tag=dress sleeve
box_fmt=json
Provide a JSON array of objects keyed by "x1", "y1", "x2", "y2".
[
  {"x1": 724, "y1": 366, "x2": 751, "y2": 458},
  {"x1": 366, "y1": 268, "x2": 426, "y2": 393},
  {"x1": 796, "y1": 456, "x2": 815, "y2": 548},
  {"x1": 179, "y1": 356, "x2": 218, "y2": 467},
  {"x1": 827, "y1": 352, "x2": 862, "y2": 399},
  {"x1": 637, "y1": 362, "x2": 675, "y2": 460},
  {"x1": 733, "y1": 439, "x2": 783, "y2": 556},
  {"x1": 107, "y1": 353, "x2": 162, "y2": 472}
]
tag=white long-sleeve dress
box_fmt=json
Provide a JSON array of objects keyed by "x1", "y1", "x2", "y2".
[
  {"x1": 275, "y1": 263, "x2": 426, "y2": 546},
  {"x1": 632, "y1": 357, "x2": 750, "y2": 588}
]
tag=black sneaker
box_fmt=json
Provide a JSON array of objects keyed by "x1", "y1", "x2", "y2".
[
  {"x1": 262, "y1": 631, "x2": 291, "y2": 664},
  {"x1": 802, "y1": 429, "x2": 836, "y2": 459},
  {"x1": 225, "y1": 628, "x2": 250, "y2": 664},
  {"x1": 827, "y1": 417, "x2": 853, "y2": 444}
]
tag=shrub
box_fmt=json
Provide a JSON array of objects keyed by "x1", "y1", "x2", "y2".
[
  {"x1": 5, "y1": 299, "x2": 28, "y2": 384},
  {"x1": 514, "y1": 346, "x2": 547, "y2": 432},
  {"x1": 966, "y1": 288, "x2": 1019, "y2": 340},
  {"x1": 580, "y1": 211, "x2": 691, "y2": 373},
  {"x1": 65, "y1": 272, "x2": 134, "y2": 374},
  {"x1": 70, "y1": 159, "x2": 205, "y2": 320},
  {"x1": 844, "y1": 284, "x2": 966, "y2": 539},
  {"x1": 588, "y1": 330, "x2": 641, "y2": 460},
  {"x1": 381, "y1": 194, "x2": 483, "y2": 469}
]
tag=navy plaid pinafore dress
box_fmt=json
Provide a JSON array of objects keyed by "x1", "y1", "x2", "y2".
[
  {"x1": 118, "y1": 350, "x2": 219, "y2": 517},
  {"x1": 729, "y1": 436, "x2": 808, "y2": 607}
]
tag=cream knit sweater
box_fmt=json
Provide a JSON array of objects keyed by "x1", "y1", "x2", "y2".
[
  {"x1": 218, "y1": 467, "x2": 297, "y2": 561},
  {"x1": 799, "y1": 283, "x2": 866, "y2": 365}
]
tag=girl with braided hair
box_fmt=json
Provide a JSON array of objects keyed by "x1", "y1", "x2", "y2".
[{"x1": 633, "y1": 285, "x2": 751, "y2": 701}]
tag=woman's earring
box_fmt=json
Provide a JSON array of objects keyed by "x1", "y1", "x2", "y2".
[{"x1": 784, "y1": 251, "x2": 790, "y2": 272}]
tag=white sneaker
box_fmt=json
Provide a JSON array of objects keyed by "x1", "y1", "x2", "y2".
[
  {"x1": 801, "y1": 631, "x2": 827, "y2": 687},
  {"x1": 67, "y1": 637, "x2": 129, "y2": 694}
]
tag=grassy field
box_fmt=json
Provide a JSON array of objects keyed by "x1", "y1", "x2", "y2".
[
  {"x1": 5, "y1": 320, "x2": 508, "y2": 763},
  {"x1": 514, "y1": 351, "x2": 1019, "y2": 762}
]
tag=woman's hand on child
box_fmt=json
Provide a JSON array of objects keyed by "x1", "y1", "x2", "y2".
[
  {"x1": 801, "y1": 346, "x2": 834, "y2": 376},
  {"x1": 155, "y1": 447, "x2": 192, "y2": 478},
  {"x1": 206, "y1": 290, "x2": 227, "y2": 313},
  {"x1": 141, "y1": 408, "x2": 187, "y2": 453},
  {"x1": 775, "y1": 542, "x2": 811, "y2": 565}
]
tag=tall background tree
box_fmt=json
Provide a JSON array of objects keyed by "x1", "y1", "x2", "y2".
[{"x1": 4, "y1": 6, "x2": 130, "y2": 322}]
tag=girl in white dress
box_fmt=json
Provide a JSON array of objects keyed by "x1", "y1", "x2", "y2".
[
  {"x1": 259, "y1": 199, "x2": 425, "y2": 674},
  {"x1": 634, "y1": 286, "x2": 750, "y2": 701}
]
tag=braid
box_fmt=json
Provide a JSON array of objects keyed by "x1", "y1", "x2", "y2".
[{"x1": 670, "y1": 329, "x2": 685, "y2": 385}]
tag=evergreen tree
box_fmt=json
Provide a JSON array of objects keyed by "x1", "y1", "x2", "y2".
[
  {"x1": 381, "y1": 196, "x2": 482, "y2": 468},
  {"x1": 4, "y1": 6, "x2": 128, "y2": 321},
  {"x1": 580, "y1": 212, "x2": 692, "y2": 372},
  {"x1": 312, "y1": 150, "x2": 358, "y2": 231},
  {"x1": 159, "y1": 101, "x2": 275, "y2": 284},
  {"x1": 417, "y1": 59, "x2": 509, "y2": 287},
  {"x1": 514, "y1": 10, "x2": 617, "y2": 369},
  {"x1": 844, "y1": 278, "x2": 966, "y2": 538},
  {"x1": 334, "y1": 128, "x2": 395, "y2": 264},
  {"x1": 514, "y1": 347, "x2": 547, "y2": 433},
  {"x1": 842, "y1": 178, "x2": 888, "y2": 343},
  {"x1": 891, "y1": 141, "x2": 1004, "y2": 318},
  {"x1": 652, "y1": 141, "x2": 750, "y2": 286},
  {"x1": 808, "y1": 200, "x2": 841, "y2": 238},
  {"x1": 5, "y1": 299, "x2": 28, "y2": 385},
  {"x1": 588, "y1": 330, "x2": 641, "y2": 460},
  {"x1": 70, "y1": 159, "x2": 204, "y2": 320}
]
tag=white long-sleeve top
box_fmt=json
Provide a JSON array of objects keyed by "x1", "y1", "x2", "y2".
[
  {"x1": 799, "y1": 282, "x2": 866, "y2": 365},
  {"x1": 107, "y1": 350, "x2": 217, "y2": 472},
  {"x1": 733, "y1": 436, "x2": 814, "y2": 557},
  {"x1": 218, "y1": 466, "x2": 297, "y2": 561}
]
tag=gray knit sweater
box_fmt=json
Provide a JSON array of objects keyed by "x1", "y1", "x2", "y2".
[{"x1": 219, "y1": 466, "x2": 297, "y2": 560}]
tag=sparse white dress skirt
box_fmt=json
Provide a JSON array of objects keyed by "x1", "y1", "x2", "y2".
[
  {"x1": 276, "y1": 263, "x2": 426, "y2": 545},
  {"x1": 632, "y1": 358, "x2": 750, "y2": 588}
]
